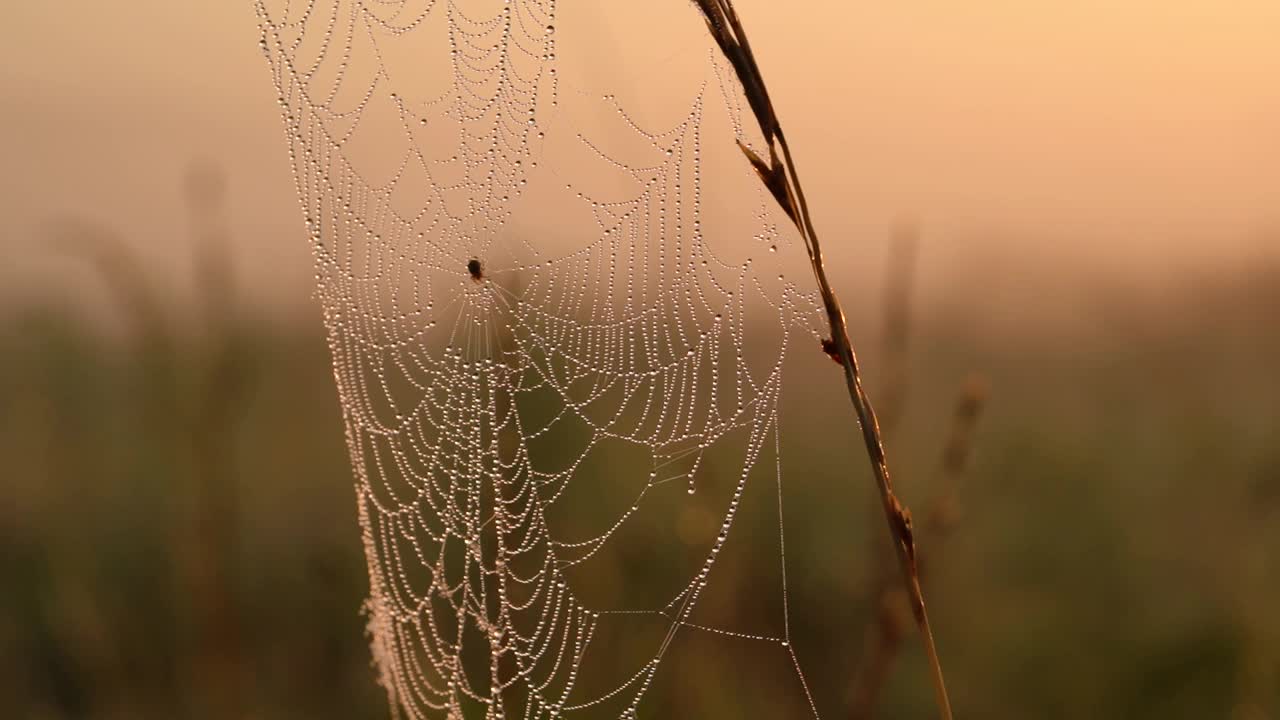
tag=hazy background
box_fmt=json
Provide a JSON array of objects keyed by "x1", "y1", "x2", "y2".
[
  {"x1": 2, "y1": 1, "x2": 1278, "y2": 719},
  {"x1": 3, "y1": 0, "x2": 1278, "y2": 315}
]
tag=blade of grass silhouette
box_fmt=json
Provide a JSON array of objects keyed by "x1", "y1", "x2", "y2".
[
  {"x1": 184, "y1": 162, "x2": 252, "y2": 719},
  {"x1": 876, "y1": 221, "x2": 919, "y2": 438},
  {"x1": 692, "y1": 2, "x2": 953, "y2": 717},
  {"x1": 927, "y1": 376, "x2": 989, "y2": 537},
  {"x1": 50, "y1": 204, "x2": 253, "y2": 718}
]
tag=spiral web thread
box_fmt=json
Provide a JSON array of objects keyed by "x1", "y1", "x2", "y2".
[{"x1": 254, "y1": 0, "x2": 827, "y2": 717}]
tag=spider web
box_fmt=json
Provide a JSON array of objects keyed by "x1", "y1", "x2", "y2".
[{"x1": 254, "y1": 1, "x2": 829, "y2": 717}]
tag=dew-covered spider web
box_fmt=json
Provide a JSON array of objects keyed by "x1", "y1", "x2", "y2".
[{"x1": 253, "y1": 1, "x2": 843, "y2": 717}]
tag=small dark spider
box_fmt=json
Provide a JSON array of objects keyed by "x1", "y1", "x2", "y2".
[{"x1": 467, "y1": 258, "x2": 484, "y2": 283}]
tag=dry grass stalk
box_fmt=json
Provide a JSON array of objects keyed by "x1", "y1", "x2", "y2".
[
  {"x1": 691, "y1": 2, "x2": 952, "y2": 717},
  {"x1": 848, "y1": 225, "x2": 921, "y2": 719},
  {"x1": 183, "y1": 163, "x2": 250, "y2": 719},
  {"x1": 877, "y1": 221, "x2": 919, "y2": 438},
  {"x1": 927, "y1": 376, "x2": 988, "y2": 537},
  {"x1": 50, "y1": 173, "x2": 251, "y2": 717},
  {"x1": 849, "y1": 376, "x2": 988, "y2": 719}
]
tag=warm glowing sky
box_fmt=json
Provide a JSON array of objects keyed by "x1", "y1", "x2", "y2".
[{"x1": 2, "y1": 1, "x2": 1277, "y2": 317}]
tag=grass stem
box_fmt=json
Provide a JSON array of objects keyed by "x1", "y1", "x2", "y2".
[{"x1": 692, "y1": 2, "x2": 953, "y2": 717}]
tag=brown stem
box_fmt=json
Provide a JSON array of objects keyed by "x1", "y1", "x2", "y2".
[
  {"x1": 693, "y1": 2, "x2": 953, "y2": 718},
  {"x1": 849, "y1": 376, "x2": 987, "y2": 718}
]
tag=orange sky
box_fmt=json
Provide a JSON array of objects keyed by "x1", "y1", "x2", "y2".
[{"x1": 2, "y1": 1, "x2": 1277, "y2": 319}]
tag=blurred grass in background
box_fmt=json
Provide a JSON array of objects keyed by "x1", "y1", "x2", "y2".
[{"x1": 2, "y1": 171, "x2": 1278, "y2": 720}]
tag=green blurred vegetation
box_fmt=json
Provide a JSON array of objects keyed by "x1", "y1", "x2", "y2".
[{"x1": 2, "y1": 204, "x2": 1278, "y2": 719}]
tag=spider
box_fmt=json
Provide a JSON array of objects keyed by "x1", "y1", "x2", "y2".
[{"x1": 467, "y1": 258, "x2": 484, "y2": 283}]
